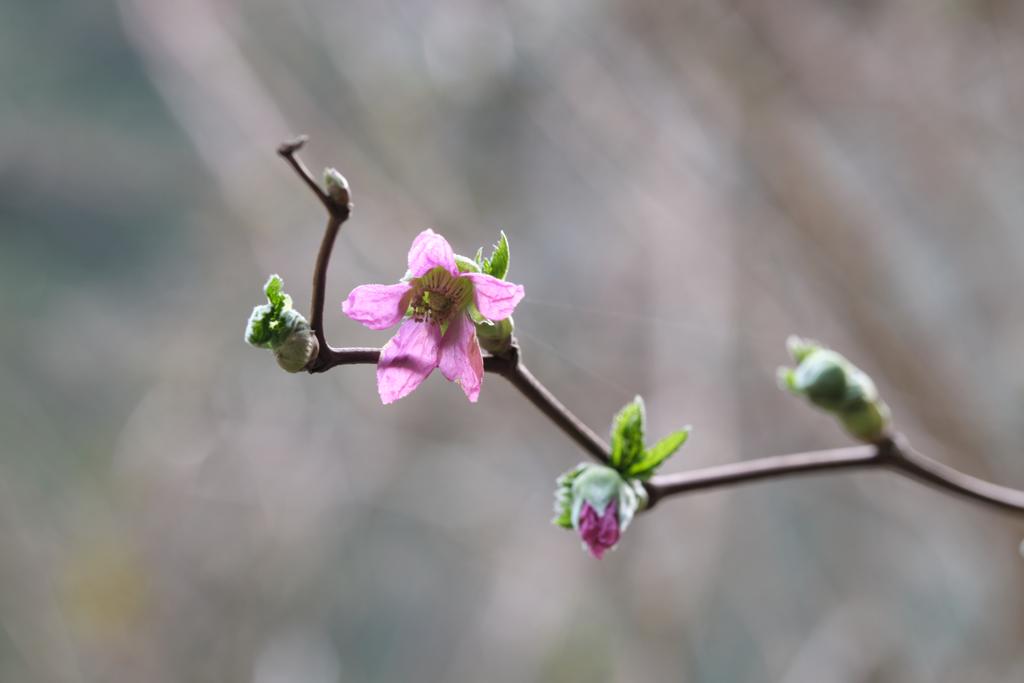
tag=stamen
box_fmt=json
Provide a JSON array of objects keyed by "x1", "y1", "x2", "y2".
[{"x1": 407, "y1": 266, "x2": 472, "y2": 327}]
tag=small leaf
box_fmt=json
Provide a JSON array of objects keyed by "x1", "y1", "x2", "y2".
[
  {"x1": 246, "y1": 275, "x2": 300, "y2": 349},
  {"x1": 245, "y1": 304, "x2": 275, "y2": 348},
  {"x1": 474, "y1": 247, "x2": 484, "y2": 266},
  {"x1": 264, "y1": 274, "x2": 287, "y2": 311},
  {"x1": 609, "y1": 396, "x2": 645, "y2": 471},
  {"x1": 628, "y1": 428, "x2": 690, "y2": 479},
  {"x1": 481, "y1": 231, "x2": 510, "y2": 280}
]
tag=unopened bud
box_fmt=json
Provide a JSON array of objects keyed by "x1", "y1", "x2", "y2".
[
  {"x1": 779, "y1": 336, "x2": 890, "y2": 442},
  {"x1": 324, "y1": 168, "x2": 351, "y2": 206},
  {"x1": 245, "y1": 274, "x2": 318, "y2": 373},
  {"x1": 476, "y1": 316, "x2": 514, "y2": 354},
  {"x1": 838, "y1": 400, "x2": 890, "y2": 443},
  {"x1": 273, "y1": 318, "x2": 319, "y2": 372},
  {"x1": 553, "y1": 463, "x2": 645, "y2": 559}
]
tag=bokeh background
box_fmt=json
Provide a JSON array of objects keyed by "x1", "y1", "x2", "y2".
[{"x1": 3, "y1": 0, "x2": 1024, "y2": 681}]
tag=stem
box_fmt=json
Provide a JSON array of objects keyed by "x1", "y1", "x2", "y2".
[
  {"x1": 277, "y1": 136, "x2": 1024, "y2": 519},
  {"x1": 306, "y1": 343, "x2": 611, "y2": 464},
  {"x1": 885, "y1": 437, "x2": 1024, "y2": 514},
  {"x1": 644, "y1": 444, "x2": 882, "y2": 509},
  {"x1": 277, "y1": 136, "x2": 339, "y2": 216},
  {"x1": 489, "y1": 345, "x2": 610, "y2": 464},
  {"x1": 645, "y1": 436, "x2": 1024, "y2": 516},
  {"x1": 276, "y1": 136, "x2": 351, "y2": 372}
]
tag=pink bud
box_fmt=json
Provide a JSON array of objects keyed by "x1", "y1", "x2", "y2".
[{"x1": 577, "y1": 502, "x2": 620, "y2": 559}]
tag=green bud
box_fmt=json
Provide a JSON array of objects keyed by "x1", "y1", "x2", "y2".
[
  {"x1": 786, "y1": 335, "x2": 818, "y2": 364},
  {"x1": 246, "y1": 275, "x2": 318, "y2": 372},
  {"x1": 246, "y1": 275, "x2": 299, "y2": 349},
  {"x1": 324, "y1": 168, "x2": 351, "y2": 206},
  {"x1": 475, "y1": 316, "x2": 514, "y2": 354},
  {"x1": 838, "y1": 399, "x2": 890, "y2": 442},
  {"x1": 273, "y1": 317, "x2": 319, "y2": 372},
  {"x1": 779, "y1": 336, "x2": 891, "y2": 442},
  {"x1": 569, "y1": 464, "x2": 645, "y2": 533},
  {"x1": 792, "y1": 350, "x2": 850, "y2": 410}
]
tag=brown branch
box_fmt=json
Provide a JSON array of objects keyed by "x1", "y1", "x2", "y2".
[
  {"x1": 645, "y1": 436, "x2": 1024, "y2": 516},
  {"x1": 884, "y1": 436, "x2": 1024, "y2": 514},
  {"x1": 277, "y1": 136, "x2": 1024, "y2": 519},
  {"x1": 277, "y1": 136, "x2": 351, "y2": 372},
  {"x1": 277, "y1": 136, "x2": 339, "y2": 216},
  {"x1": 487, "y1": 344, "x2": 610, "y2": 464},
  {"x1": 644, "y1": 443, "x2": 882, "y2": 509},
  {"x1": 277, "y1": 137, "x2": 608, "y2": 463},
  {"x1": 301, "y1": 343, "x2": 610, "y2": 464}
]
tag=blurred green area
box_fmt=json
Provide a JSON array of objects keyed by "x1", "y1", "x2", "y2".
[{"x1": 2, "y1": 1, "x2": 1024, "y2": 681}]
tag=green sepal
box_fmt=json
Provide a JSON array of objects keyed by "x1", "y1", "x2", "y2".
[
  {"x1": 838, "y1": 400, "x2": 891, "y2": 443},
  {"x1": 476, "y1": 316, "x2": 514, "y2": 354},
  {"x1": 480, "y1": 231, "x2": 510, "y2": 280},
  {"x1": 552, "y1": 463, "x2": 588, "y2": 529},
  {"x1": 455, "y1": 254, "x2": 481, "y2": 274},
  {"x1": 609, "y1": 396, "x2": 646, "y2": 471},
  {"x1": 627, "y1": 428, "x2": 690, "y2": 480}
]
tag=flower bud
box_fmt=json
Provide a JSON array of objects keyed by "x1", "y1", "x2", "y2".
[
  {"x1": 553, "y1": 463, "x2": 645, "y2": 559},
  {"x1": 838, "y1": 399, "x2": 890, "y2": 443},
  {"x1": 779, "y1": 336, "x2": 891, "y2": 442},
  {"x1": 324, "y1": 168, "x2": 351, "y2": 207},
  {"x1": 475, "y1": 316, "x2": 514, "y2": 354},
  {"x1": 273, "y1": 316, "x2": 319, "y2": 372},
  {"x1": 245, "y1": 275, "x2": 318, "y2": 372},
  {"x1": 791, "y1": 350, "x2": 851, "y2": 411}
]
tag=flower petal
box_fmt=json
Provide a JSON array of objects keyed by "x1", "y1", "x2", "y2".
[
  {"x1": 407, "y1": 229, "x2": 457, "y2": 278},
  {"x1": 439, "y1": 314, "x2": 484, "y2": 403},
  {"x1": 342, "y1": 283, "x2": 412, "y2": 330},
  {"x1": 464, "y1": 273, "x2": 524, "y2": 321},
  {"x1": 577, "y1": 502, "x2": 620, "y2": 559},
  {"x1": 377, "y1": 319, "x2": 441, "y2": 404}
]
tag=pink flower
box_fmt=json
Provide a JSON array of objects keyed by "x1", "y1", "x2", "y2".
[
  {"x1": 577, "y1": 502, "x2": 620, "y2": 559},
  {"x1": 342, "y1": 229, "x2": 525, "y2": 404}
]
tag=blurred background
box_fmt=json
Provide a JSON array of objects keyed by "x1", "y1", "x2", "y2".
[{"x1": 2, "y1": 0, "x2": 1024, "y2": 681}]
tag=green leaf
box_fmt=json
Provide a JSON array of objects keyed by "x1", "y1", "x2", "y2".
[
  {"x1": 245, "y1": 274, "x2": 299, "y2": 349},
  {"x1": 628, "y1": 428, "x2": 690, "y2": 479},
  {"x1": 481, "y1": 231, "x2": 510, "y2": 280},
  {"x1": 264, "y1": 274, "x2": 290, "y2": 313},
  {"x1": 609, "y1": 396, "x2": 645, "y2": 471}
]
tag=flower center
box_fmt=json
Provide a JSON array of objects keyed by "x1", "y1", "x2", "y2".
[{"x1": 410, "y1": 266, "x2": 472, "y2": 326}]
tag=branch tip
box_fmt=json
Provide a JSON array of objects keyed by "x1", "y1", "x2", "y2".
[{"x1": 277, "y1": 135, "x2": 309, "y2": 157}]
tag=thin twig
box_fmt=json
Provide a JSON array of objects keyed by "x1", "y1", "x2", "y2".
[
  {"x1": 645, "y1": 436, "x2": 1024, "y2": 515},
  {"x1": 277, "y1": 136, "x2": 339, "y2": 216},
  {"x1": 277, "y1": 136, "x2": 1024, "y2": 519},
  {"x1": 885, "y1": 436, "x2": 1024, "y2": 514},
  {"x1": 644, "y1": 444, "x2": 883, "y2": 509},
  {"x1": 489, "y1": 345, "x2": 610, "y2": 464},
  {"x1": 277, "y1": 136, "x2": 351, "y2": 372},
  {"x1": 303, "y1": 343, "x2": 610, "y2": 464}
]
